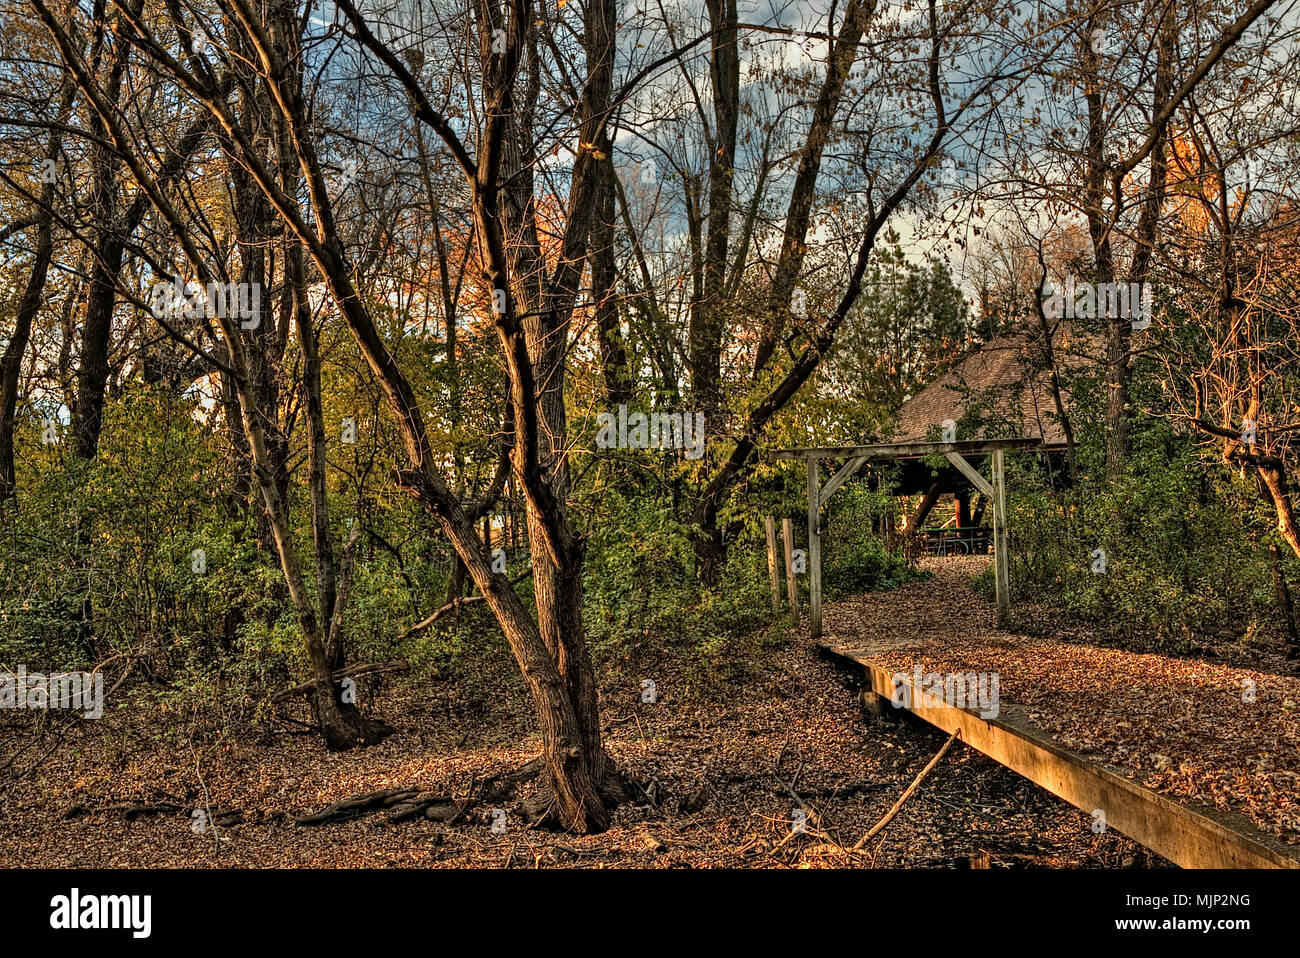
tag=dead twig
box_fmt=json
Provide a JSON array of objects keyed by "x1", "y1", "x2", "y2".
[
  {"x1": 271, "y1": 661, "x2": 408, "y2": 704},
  {"x1": 852, "y1": 729, "x2": 960, "y2": 851}
]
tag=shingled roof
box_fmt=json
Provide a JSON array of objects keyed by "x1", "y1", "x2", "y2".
[{"x1": 892, "y1": 327, "x2": 1098, "y2": 447}]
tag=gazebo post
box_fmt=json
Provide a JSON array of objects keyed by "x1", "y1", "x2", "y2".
[
  {"x1": 808, "y1": 457, "x2": 822, "y2": 638},
  {"x1": 991, "y1": 449, "x2": 1010, "y2": 626}
]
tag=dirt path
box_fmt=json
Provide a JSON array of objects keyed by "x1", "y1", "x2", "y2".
[{"x1": 824, "y1": 556, "x2": 1300, "y2": 845}]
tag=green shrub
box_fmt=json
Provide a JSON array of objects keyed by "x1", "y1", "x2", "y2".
[
  {"x1": 822, "y1": 484, "x2": 924, "y2": 600},
  {"x1": 1002, "y1": 441, "x2": 1277, "y2": 650}
]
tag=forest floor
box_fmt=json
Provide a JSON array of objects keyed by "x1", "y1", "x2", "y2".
[
  {"x1": 1, "y1": 558, "x2": 1176, "y2": 868},
  {"x1": 823, "y1": 556, "x2": 1300, "y2": 846}
]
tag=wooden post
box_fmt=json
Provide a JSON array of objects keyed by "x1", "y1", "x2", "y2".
[
  {"x1": 955, "y1": 491, "x2": 971, "y2": 549},
  {"x1": 765, "y1": 517, "x2": 781, "y2": 617},
  {"x1": 991, "y1": 449, "x2": 1010, "y2": 626},
  {"x1": 808, "y1": 458, "x2": 822, "y2": 638},
  {"x1": 859, "y1": 686, "x2": 893, "y2": 719},
  {"x1": 781, "y1": 518, "x2": 799, "y2": 625}
]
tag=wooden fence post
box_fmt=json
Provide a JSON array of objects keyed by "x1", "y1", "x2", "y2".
[
  {"x1": 992, "y1": 449, "x2": 1010, "y2": 627},
  {"x1": 808, "y1": 459, "x2": 822, "y2": 638},
  {"x1": 781, "y1": 518, "x2": 799, "y2": 626},
  {"x1": 765, "y1": 516, "x2": 781, "y2": 617}
]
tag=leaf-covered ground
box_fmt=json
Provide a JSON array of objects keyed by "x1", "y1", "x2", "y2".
[
  {"x1": 823, "y1": 556, "x2": 1300, "y2": 845},
  {"x1": 1, "y1": 562, "x2": 1172, "y2": 868}
]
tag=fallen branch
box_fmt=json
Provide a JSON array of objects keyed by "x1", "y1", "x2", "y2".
[
  {"x1": 479, "y1": 756, "x2": 545, "y2": 803},
  {"x1": 787, "y1": 782, "x2": 889, "y2": 800},
  {"x1": 112, "y1": 803, "x2": 183, "y2": 820},
  {"x1": 385, "y1": 793, "x2": 459, "y2": 823},
  {"x1": 767, "y1": 773, "x2": 831, "y2": 857},
  {"x1": 778, "y1": 774, "x2": 821, "y2": 831},
  {"x1": 852, "y1": 729, "x2": 960, "y2": 851},
  {"x1": 103, "y1": 803, "x2": 245, "y2": 826},
  {"x1": 271, "y1": 661, "x2": 409, "y2": 704},
  {"x1": 294, "y1": 788, "x2": 422, "y2": 826},
  {"x1": 400, "y1": 568, "x2": 534, "y2": 638}
]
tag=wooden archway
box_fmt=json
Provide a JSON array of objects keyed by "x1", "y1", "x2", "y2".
[{"x1": 771, "y1": 438, "x2": 1042, "y2": 636}]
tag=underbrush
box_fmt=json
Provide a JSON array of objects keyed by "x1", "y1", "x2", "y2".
[{"x1": 975, "y1": 445, "x2": 1289, "y2": 655}]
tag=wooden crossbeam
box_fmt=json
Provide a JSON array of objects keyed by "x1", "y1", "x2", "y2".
[
  {"x1": 819, "y1": 455, "x2": 870, "y2": 509},
  {"x1": 785, "y1": 437, "x2": 1039, "y2": 637},
  {"x1": 943, "y1": 451, "x2": 993, "y2": 499},
  {"x1": 772, "y1": 438, "x2": 1041, "y2": 460}
]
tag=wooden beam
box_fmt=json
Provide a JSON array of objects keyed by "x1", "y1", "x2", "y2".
[
  {"x1": 772, "y1": 438, "x2": 1041, "y2": 460},
  {"x1": 822, "y1": 644, "x2": 1300, "y2": 869},
  {"x1": 819, "y1": 455, "x2": 869, "y2": 509},
  {"x1": 943, "y1": 451, "x2": 994, "y2": 499},
  {"x1": 991, "y1": 449, "x2": 1010, "y2": 626},
  {"x1": 808, "y1": 459, "x2": 822, "y2": 639},
  {"x1": 781, "y1": 518, "x2": 799, "y2": 626}
]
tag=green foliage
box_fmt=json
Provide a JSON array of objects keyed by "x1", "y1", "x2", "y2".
[
  {"x1": 0, "y1": 381, "x2": 478, "y2": 721},
  {"x1": 822, "y1": 484, "x2": 925, "y2": 599},
  {"x1": 581, "y1": 489, "x2": 776, "y2": 688},
  {"x1": 1, "y1": 386, "x2": 239, "y2": 667},
  {"x1": 828, "y1": 231, "x2": 972, "y2": 414},
  {"x1": 1000, "y1": 434, "x2": 1278, "y2": 650}
]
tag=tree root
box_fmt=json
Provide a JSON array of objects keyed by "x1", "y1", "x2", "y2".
[
  {"x1": 294, "y1": 752, "x2": 636, "y2": 832},
  {"x1": 294, "y1": 788, "x2": 424, "y2": 826}
]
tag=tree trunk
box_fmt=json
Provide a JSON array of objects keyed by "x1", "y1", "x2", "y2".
[
  {"x1": 591, "y1": 148, "x2": 633, "y2": 406},
  {"x1": 0, "y1": 84, "x2": 73, "y2": 501},
  {"x1": 955, "y1": 491, "x2": 971, "y2": 547},
  {"x1": 693, "y1": 0, "x2": 871, "y2": 575},
  {"x1": 751, "y1": 0, "x2": 871, "y2": 377},
  {"x1": 906, "y1": 483, "x2": 943, "y2": 540},
  {"x1": 1257, "y1": 463, "x2": 1300, "y2": 561},
  {"x1": 69, "y1": 0, "x2": 141, "y2": 462},
  {"x1": 1268, "y1": 542, "x2": 1299, "y2": 657},
  {"x1": 689, "y1": 0, "x2": 739, "y2": 423}
]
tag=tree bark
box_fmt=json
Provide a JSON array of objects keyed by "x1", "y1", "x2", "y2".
[
  {"x1": 689, "y1": 0, "x2": 739, "y2": 423},
  {"x1": 590, "y1": 145, "x2": 633, "y2": 406},
  {"x1": 1268, "y1": 542, "x2": 1299, "y2": 656},
  {"x1": 694, "y1": 0, "x2": 873, "y2": 581},
  {"x1": 751, "y1": 0, "x2": 873, "y2": 377}
]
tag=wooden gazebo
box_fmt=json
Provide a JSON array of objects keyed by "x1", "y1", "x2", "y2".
[{"x1": 774, "y1": 329, "x2": 1092, "y2": 636}]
